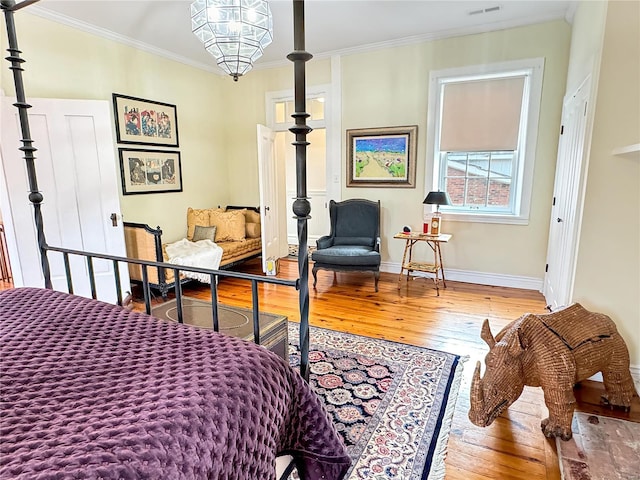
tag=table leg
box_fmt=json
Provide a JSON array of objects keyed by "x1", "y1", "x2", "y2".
[
  {"x1": 398, "y1": 239, "x2": 410, "y2": 288},
  {"x1": 437, "y1": 242, "x2": 447, "y2": 288}
]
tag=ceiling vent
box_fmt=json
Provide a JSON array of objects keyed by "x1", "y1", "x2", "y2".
[{"x1": 469, "y1": 5, "x2": 502, "y2": 16}]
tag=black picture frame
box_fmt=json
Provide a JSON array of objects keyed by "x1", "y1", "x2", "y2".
[
  {"x1": 118, "y1": 148, "x2": 183, "y2": 195},
  {"x1": 113, "y1": 93, "x2": 179, "y2": 147}
]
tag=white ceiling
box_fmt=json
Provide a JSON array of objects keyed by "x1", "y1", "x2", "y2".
[{"x1": 30, "y1": 0, "x2": 574, "y2": 74}]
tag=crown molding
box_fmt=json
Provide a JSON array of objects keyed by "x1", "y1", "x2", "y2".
[
  {"x1": 28, "y1": 5, "x2": 222, "y2": 74},
  {"x1": 28, "y1": 5, "x2": 568, "y2": 75},
  {"x1": 255, "y1": 9, "x2": 569, "y2": 71}
]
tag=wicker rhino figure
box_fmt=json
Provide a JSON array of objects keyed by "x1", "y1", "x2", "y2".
[{"x1": 468, "y1": 303, "x2": 637, "y2": 440}]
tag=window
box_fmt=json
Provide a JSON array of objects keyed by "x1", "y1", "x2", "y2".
[{"x1": 427, "y1": 58, "x2": 544, "y2": 224}]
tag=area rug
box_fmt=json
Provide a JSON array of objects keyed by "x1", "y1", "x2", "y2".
[
  {"x1": 287, "y1": 323, "x2": 466, "y2": 480},
  {"x1": 287, "y1": 244, "x2": 316, "y2": 259},
  {"x1": 557, "y1": 412, "x2": 640, "y2": 480}
]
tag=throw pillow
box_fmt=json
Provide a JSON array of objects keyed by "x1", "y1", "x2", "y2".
[
  {"x1": 210, "y1": 209, "x2": 246, "y2": 242},
  {"x1": 244, "y1": 209, "x2": 261, "y2": 224},
  {"x1": 192, "y1": 225, "x2": 217, "y2": 242},
  {"x1": 187, "y1": 207, "x2": 222, "y2": 240},
  {"x1": 245, "y1": 222, "x2": 261, "y2": 238}
]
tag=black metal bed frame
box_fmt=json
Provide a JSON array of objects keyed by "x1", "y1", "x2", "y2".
[{"x1": 1, "y1": 0, "x2": 313, "y2": 381}]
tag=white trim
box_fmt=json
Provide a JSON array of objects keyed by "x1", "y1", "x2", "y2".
[
  {"x1": 29, "y1": 5, "x2": 221, "y2": 74},
  {"x1": 631, "y1": 365, "x2": 640, "y2": 394},
  {"x1": 586, "y1": 365, "x2": 640, "y2": 394},
  {"x1": 380, "y1": 261, "x2": 543, "y2": 291},
  {"x1": 255, "y1": 10, "x2": 568, "y2": 71},
  {"x1": 31, "y1": 3, "x2": 567, "y2": 76},
  {"x1": 425, "y1": 58, "x2": 545, "y2": 224},
  {"x1": 328, "y1": 55, "x2": 342, "y2": 203}
]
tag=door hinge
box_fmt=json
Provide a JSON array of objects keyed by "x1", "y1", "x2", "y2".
[
  {"x1": 584, "y1": 101, "x2": 588, "y2": 116},
  {"x1": 545, "y1": 264, "x2": 549, "y2": 273},
  {"x1": 552, "y1": 196, "x2": 556, "y2": 206},
  {"x1": 560, "y1": 125, "x2": 564, "y2": 135}
]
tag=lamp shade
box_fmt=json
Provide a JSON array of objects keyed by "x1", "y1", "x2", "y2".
[
  {"x1": 191, "y1": 0, "x2": 273, "y2": 81},
  {"x1": 423, "y1": 191, "x2": 452, "y2": 206}
]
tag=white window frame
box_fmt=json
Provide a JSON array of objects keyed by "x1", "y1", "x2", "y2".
[{"x1": 425, "y1": 58, "x2": 545, "y2": 225}]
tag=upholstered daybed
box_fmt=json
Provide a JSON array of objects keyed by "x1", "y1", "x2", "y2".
[{"x1": 124, "y1": 206, "x2": 262, "y2": 298}]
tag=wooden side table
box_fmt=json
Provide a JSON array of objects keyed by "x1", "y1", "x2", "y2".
[{"x1": 394, "y1": 232, "x2": 452, "y2": 295}]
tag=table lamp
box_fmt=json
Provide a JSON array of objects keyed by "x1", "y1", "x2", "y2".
[{"x1": 423, "y1": 191, "x2": 451, "y2": 235}]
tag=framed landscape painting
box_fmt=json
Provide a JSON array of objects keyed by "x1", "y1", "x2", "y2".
[
  {"x1": 113, "y1": 93, "x2": 179, "y2": 147},
  {"x1": 347, "y1": 125, "x2": 417, "y2": 187},
  {"x1": 118, "y1": 148, "x2": 182, "y2": 195}
]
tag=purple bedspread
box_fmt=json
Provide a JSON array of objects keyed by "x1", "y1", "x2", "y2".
[{"x1": 0, "y1": 288, "x2": 350, "y2": 479}]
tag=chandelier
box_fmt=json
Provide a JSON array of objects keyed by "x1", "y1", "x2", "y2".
[{"x1": 191, "y1": 0, "x2": 273, "y2": 81}]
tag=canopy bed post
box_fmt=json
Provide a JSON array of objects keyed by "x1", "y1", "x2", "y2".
[
  {"x1": 288, "y1": 0, "x2": 313, "y2": 382},
  {"x1": 1, "y1": 0, "x2": 51, "y2": 288}
]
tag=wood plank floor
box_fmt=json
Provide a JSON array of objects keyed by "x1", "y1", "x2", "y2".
[
  {"x1": 4, "y1": 258, "x2": 638, "y2": 479},
  {"x1": 163, "y1": 257, "x2": 639, "y2": 480}
]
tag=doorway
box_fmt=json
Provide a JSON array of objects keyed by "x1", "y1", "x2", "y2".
[
  {"x1": 543, "y1": 75, "x2": 592, "y2": 310},
  {"x1": 266, "y1": 86, "x2": 336, "y2": 256}
]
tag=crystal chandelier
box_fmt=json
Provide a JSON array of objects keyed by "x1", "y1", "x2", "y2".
[{"x1": 191, "y1": 0, "x2": 273, "y2": 81}]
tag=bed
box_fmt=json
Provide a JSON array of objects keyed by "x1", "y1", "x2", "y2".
[
  {"x1": 1, "y1": 0, "x2": 324, "y2": 477},
  {"x1": 0, "y1": 287, "x2": 350, "y2": 479}
]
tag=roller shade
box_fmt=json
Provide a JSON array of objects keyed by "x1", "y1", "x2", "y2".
[{"x1": 440, "y1": 76, "x2": 525, "y2": 152}]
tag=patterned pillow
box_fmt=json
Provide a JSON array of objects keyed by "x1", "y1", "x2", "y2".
[
  {"x1": 245, "y1": 222, "x2": 261, "y2": 238},
  {"x1": 210, "y1": 210, "x2": 246, "y2": 242},
  {"x1": 186, "y1": 207, "x2": 222, "y2": 240},
  {"x1": 192, "y1": 225, "x2": 217, "y2": 242},
  {"x1": 244, "y1": 209, "x2": 261, "y2": 224}
]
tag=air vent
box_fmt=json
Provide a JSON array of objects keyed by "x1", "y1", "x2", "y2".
[{"x1": 469, "y1": 5, "x2": 502, "y2": 16}]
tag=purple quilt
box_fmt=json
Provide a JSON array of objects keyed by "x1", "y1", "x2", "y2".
[{"x1": 0, "y1": 288, "x2": 350, "y2": 479}]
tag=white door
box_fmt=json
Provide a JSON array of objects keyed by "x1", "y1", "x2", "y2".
[
  {"x1": 266, "y1": 89, "x2": 333, "y2": 250},
  {"x1": 0, "y1": 97, "x2": 129, "y2": 303},
  {"x1": 543, "y1": 76, "x2": 591, "y2": 310},
  {"x1": 257, "y1": 124, "x2": 284, "y2": 272}
]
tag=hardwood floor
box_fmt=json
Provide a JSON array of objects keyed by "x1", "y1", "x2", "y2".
[
  {"x1": 168, "y1": 257, "x2": 639, "y2": 480},
  {"x1": 4, "y1": 258, "x2": 638, "y2": 479}
]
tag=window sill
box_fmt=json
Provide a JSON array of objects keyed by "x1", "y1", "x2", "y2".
[{"x1": 441, "y1": 212, "x2": 530, "y2": 225}]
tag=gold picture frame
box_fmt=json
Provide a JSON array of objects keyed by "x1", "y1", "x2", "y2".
[{"x1": 347, "y1": 125, "x2": 417, "y2": 188}]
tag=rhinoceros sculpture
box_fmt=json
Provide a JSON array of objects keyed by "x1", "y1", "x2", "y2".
[{"x1": 468, "y1": 303, "x2": 637, "y2": 440}]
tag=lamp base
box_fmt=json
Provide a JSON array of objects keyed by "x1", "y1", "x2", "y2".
[{"x1": 430, "y1": 212, "x2": 442, "y2": 235}]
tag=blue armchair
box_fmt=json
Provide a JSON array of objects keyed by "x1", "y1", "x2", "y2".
[{"x1": 311, "y1": 199, "x2": 381, "y2": 292}]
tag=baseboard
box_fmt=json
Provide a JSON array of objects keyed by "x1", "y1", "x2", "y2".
[
  {"x1": 631, "y1": 365, "x2": 640, "y2": 393},
  {"x1": 380, "y1": 261, "x2": 543, "y2": 291}
]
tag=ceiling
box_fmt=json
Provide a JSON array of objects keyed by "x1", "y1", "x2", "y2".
[{"x1": 30, "y1": 0, "x2": 575, "y2": 73}]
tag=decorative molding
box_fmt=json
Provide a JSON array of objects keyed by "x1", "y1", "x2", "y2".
[
  {"x1": 631, "y1": 365, "x2": 640, "y2": 393},
  {"x1": 30, "y1": 4, "x2": 567, "y2": 75},
  {"x1": 28, "y1": 6, "x2": 220, "y2": 74},
  {"x1": 380, "y1": 261, "x2": 543, "y2": 291},
  {"x1": 255, "y1": 10, "x2": 568, "y2": 71}
]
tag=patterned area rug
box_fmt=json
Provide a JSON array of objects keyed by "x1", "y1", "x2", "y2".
[
  {"x1": 557, "y1": 412, "x2": 640, "y2": 480},
  {"x1": 288, "y1": 324, "x2": 466, "y2": 480},
  {"x1": 287, "y1": 244, "x2": 316, "y2": 259}
]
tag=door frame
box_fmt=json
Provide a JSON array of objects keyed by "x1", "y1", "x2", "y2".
[
  {"x1": 265, "y1": 84, "x2": 340, "y2": 248},
  {"x1": 543, "y1": 75, "x2": 593, "y2": 309}
]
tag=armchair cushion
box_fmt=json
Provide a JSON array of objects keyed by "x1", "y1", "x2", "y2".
[
  {"x1": 312, "y1": 246, "x2": 380, "y2": 267},
  {"x1": 311, "y1": 199, "x2": 382, "y2": 291},
  {"x1": 333, "y1": 236, "x2": 376, "y2": 247}
]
